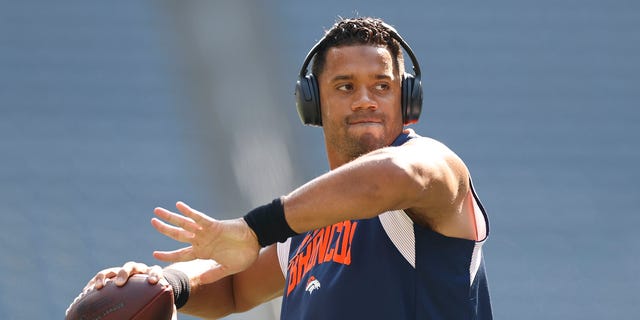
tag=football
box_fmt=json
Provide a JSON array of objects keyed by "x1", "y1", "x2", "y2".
[{"x1": 66, "y1": 274, "x2": 174, "y2": 320}]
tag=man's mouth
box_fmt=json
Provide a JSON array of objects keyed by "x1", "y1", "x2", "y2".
[{"x1": 348, "y1": 117, "x2": 383, "y2": 125}]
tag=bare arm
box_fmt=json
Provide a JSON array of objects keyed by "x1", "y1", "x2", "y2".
[
  {"x1": 284, "y1": 137, "x2": 471, "y2": 236},
  {"x1": 86, "y1": 245, "x2": 283, "y2": 320},
  {"x1": 175, "y1": 245, "x2": 283, "y2": 319},
  {"x1": 150, "y1": 137, "x2": 473, "y2": 294}
]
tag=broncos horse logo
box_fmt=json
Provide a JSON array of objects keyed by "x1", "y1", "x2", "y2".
[{"x1": 305, "y1": 276, "x2": 321, "y2": 295}]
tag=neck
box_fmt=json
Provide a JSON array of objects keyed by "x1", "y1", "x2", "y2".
[
  {"x1": 324, "y1": 129, "x2": 409, "y2": 170},
  {"x1": 325, "y1": 145, "x2": 351, "y2": 170}
]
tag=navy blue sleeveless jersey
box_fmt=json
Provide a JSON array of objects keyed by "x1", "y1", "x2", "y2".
[{"x1": 277, "y1": 131, "x2": 492, "y2": 319}]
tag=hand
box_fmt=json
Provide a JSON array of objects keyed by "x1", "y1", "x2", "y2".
[
  {"x1": 87, "y1": 261, "x2": 163, "y2": 290},
  {"x1": 151, "y1": 201, "x2": 261, "y2": 285},
  {"x1": 71, "y1": 262, "x2": 177, "y2": 319}
]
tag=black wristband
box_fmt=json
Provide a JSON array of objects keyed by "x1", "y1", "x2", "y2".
[
  {"x1": 243, "y1": 197, "x2": 298, "y2": 247},
  {"x1": 163, "y1": 269, "x2": 190, "y2": 309}
]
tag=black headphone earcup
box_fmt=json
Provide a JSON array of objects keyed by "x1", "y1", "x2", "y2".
[
  {"x1": 295, "y1": 74, "x2": 322, "y2": 126},
  {"x1": 401, "y1": 73, "x2": 423, "y2": 125}
]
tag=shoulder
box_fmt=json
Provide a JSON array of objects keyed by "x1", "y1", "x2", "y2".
[
  {"x1": 404, "y1": 135, "x2": 448, "y2": 151},
  {"x1": 402, "y1": 131, "x2": 453, "y2": 151},
  {"x1": 392, "y1": 133, "x2": 468, "y2": 175},
  {"x1": 393, "y1": 133, "x2": 472, "y2": 227}
]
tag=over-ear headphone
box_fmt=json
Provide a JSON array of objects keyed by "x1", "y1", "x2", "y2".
[{"x1": 295, "y1": 23, "x2": 423, "y2": 127}]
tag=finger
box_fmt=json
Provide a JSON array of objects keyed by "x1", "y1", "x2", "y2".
[
  {"x1": 147, "y1": 265, "x2": 163, "y2": 284},
  {"x1": 154, "y1": 207, "x2": 200, "y2": 233},
  {"x1": 151, "y1": 217, "x2": 195, "y2": 243},
  {"x1": 153, "y1": 246, "x2": 196, "y2": 262},
  {"x1": 115, "y1": 261, "x2": 149, "y2": 286},
  {"x1": 93, "y1": 268, "x2": 119, "y2": 290},
  {"x1": 175, "y1": 201, "x2": 213, "y2": 225}
]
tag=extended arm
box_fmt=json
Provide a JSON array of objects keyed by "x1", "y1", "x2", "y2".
[
  {"x1": 151, "y1": 137, "x2": 473, "y2": 288},
  {"x1": 86, "y1": 245, "x2": 284, "y2": 320},
  {"x1": 174, "y1": 245, "x2": 283, "y2": 319},
  {"x1": 284, "y1": 137, "x2": 470, "y2": 233}
]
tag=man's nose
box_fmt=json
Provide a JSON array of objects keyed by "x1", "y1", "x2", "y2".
[{"x1": 351, "y1": 87, "x2": 378, "y2": 111}]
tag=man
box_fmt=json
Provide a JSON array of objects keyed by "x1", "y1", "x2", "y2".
[{"x1": 79, "y1": 17, "x2": 492, "y2": 319}]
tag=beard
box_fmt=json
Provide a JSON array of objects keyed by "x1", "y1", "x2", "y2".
[
  {"x1": 326, "y1": 127, "x2": 389, "y2": 161},
  {"x1": 322, "y1": 110, "x2": 404, "y2": 165}
]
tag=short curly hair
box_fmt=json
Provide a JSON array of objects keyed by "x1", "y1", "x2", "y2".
[{"x1": 311, "y1": 17, "x2": 405, "y2": 78}]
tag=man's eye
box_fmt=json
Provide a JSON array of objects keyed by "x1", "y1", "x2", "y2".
[
  {"x1": 337, "y1": 84, "x2": 353, "y2": 91},
  {"x1": 375, "y1": 83, "x2": 390, "y2": 90}
]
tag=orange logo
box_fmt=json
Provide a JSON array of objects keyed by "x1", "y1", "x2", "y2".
[{"x1": 286, "y1": 220, "x2": 358, "y2": 296}]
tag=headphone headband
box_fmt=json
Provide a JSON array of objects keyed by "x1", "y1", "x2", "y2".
[{"x1": 299, "y1": 22, "x2": 421, "y2": 82}]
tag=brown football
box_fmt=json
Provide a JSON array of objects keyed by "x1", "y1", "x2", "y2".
[{"x1": 66, "y1": 274, "x2": 174, "y2": 320}]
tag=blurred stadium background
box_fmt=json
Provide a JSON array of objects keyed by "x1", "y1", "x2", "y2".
[{"x1": 1, "y1": 0, "x2": 638, "y2": 319}]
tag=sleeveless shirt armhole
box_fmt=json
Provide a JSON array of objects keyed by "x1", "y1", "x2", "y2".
[
  {"x1": 276, "y1": 238, "x2": 291, "y2": 277},
  {"x1": 469, "y1": 177, "x2": 490, "y2": 242},
  {"x1": 469, "y1": 177, "x2": 490, "y2": 284},
  {"x1": 378, "y1": 210, "x2": 416, "y2": 268}
]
